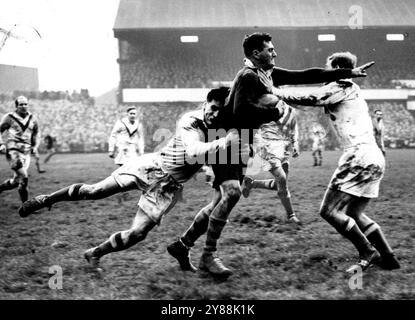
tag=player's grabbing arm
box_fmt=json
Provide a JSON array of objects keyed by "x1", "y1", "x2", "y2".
[
  {"x1": 272, "y1": 80, "x2": 355, "y2": 108},
  {"x1": 179, "y1": 114, "x2": 239, "y2": 160}
]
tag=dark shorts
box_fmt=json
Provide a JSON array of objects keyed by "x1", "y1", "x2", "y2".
[{"x1": 211, "y1": 164, "x2": 246, "y2": 190}]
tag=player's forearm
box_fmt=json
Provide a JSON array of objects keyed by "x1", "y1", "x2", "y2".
[
  {"x1": 31, "y1": 134, "x2": 40, "y2": 149},
  {"x1": 185, "y1": 138, "x2": 227, "y2": 159},
  {"x1": 272, "y1": 67, "x2": 354, "y2": 86},
  {"x1": 272, "y1": 87, "x2": 331, "y2": 107}
]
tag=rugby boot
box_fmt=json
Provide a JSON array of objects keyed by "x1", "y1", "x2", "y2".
[
  {"x1": 167, "y1": 238, "x2": 197, "y2": 272},
  {"x1": 84, "y1": 247, "x2": 104, "y2": 272},
  {"x1": 18, "y1": 195, "x2": 51, "y2": 217},
  {"x1": 287, "y1": 214, "x2": 302, "y2": 226},
  {"x1": 346, "y1": 249, "x2": 380, "y2": 272},
  {"x1": 241, "y1": 176, "x2": 254, "y2": 198},
  {"x1": 199, "y1": 253, "x2": 232, "y2": 277},
  {"x1": 377, "y1": 253, "x2": 400, "y2": 270}
]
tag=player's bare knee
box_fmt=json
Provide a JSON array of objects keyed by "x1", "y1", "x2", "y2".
[
  {"x1": 80, "y1": 184, "x2": 103, "y2": 199},
  {"x1": 221, "y1": 182, "x2": 241, "y2": 206},
  {"x1": 277, "y1": 188, "x2": 290, "y2": 198},
  {"x1": 319, "y1": 205, "x2": 333, "y2": 221},
  {"x1": 18, "y1": 177, "x2": 28, "y2": 189}
]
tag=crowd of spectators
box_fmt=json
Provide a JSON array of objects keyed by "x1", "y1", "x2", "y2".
[
  {"x1": 1, "y1": 98, "x2": 414, "y2": 154},
  {"x1": 119, "y1": 44, "x2": 415, "y2": 89}
]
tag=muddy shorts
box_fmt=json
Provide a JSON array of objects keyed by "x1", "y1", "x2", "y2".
[
  {"x1": 328, "y1": 144, "x2": 385, "y2": 198},
  {"x1": 112, "y1": 153, "x2": 183, "y2": 224},
  {"x1": 255, "y1": 139, "x2": 291, "y2": 172},
  {"x1": 6, "y1": 150, "x2": 31, "y2": 171}
]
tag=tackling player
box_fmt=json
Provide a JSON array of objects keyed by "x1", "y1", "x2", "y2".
[
  {"x1": 0, "y1": 96, "x2": 41, "y2": 203},
  {"x1": 272, "y1": 52, "x2": 400, "y2": 271},
  {"x1": 18, "y1": 87, "x2": 243, "y2": 272}
]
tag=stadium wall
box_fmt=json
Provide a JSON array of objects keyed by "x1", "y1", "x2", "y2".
[{"x1": 0, "y1": 64, "x2": 39, "y2": 93}]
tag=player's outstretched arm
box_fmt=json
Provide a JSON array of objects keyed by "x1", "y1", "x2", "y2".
[{"x1": 271, "y1": 61, "x2": 374, "y2": 86}]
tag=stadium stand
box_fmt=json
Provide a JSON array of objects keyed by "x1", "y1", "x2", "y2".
[{"x1": 1, "y1": 97, "x2": 414, "y2": 153}]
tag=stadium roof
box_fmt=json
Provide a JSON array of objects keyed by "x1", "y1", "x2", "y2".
[{"x1": 114, "y1": 0, "x2": 415, "y2": 30}]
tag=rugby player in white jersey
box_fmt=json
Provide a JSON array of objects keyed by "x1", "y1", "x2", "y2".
[
  {"x1": 18, "y1": 87, "x2": 243, "y2": 272},
  {"x1": 0, "y1": 96, "x2": 41, "y2": 203},
  {"x1": 108, "y1": 106, "x2": 145, "y2": 166},
  {"x1": 272, "y1": 52, "x2": 400, "y2": 271}
]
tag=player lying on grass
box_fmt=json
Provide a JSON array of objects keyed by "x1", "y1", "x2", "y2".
[
  {"x1": 17, "y1": 87, "x2": 255, "y2": 272},
  {"x1": 269, "y1": 52, "x2": 400, "y2": 271}
]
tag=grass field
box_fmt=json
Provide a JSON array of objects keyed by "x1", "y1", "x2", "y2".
[{"x1": 0, "y1": 150, "x2": 414, "y2": 300}]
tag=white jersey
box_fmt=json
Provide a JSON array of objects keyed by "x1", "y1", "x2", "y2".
[
  {"x1": 276, "y1": 80, "x2": 376, "y2": 150},
  {"x1": 108, "y1": 117, "x2": 145, "y2": 165},
  {"x1": 0, "y1": 112, "x2": 38, "y2": 154},
  {"x1": 257, "y1": 101, "x2": 298, "y2": 143},
  {"x1": 160, "y1": 109, "x2": 227, "y2": 183}
]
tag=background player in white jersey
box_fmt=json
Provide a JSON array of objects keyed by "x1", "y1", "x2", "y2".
[
  {"x1": 18, "y1": 87, "x2": 239, "y2": 272},
  {"x1": 241, "y1": 95, "x2": 301, "y2": 225},
  {"x1": 0, "y1": 96, "x2": 41, "y2": 203},
  {"x1": 273, "y1": 52, "x2": 400, "y2": 271},
  {"x1": 311, "y1": 126, "x2": 325, "y2": 167},
  {"x1": 372, "y1": 109, "x2": 386, "y2": 156},
  {"x1": 108, "y1": 106, "x2": 145, "y2": 166}
]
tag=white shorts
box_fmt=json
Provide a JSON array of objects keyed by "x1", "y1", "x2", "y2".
[
  {"x1": 255, "y1": 139, "x2": 291, "y2": 172},
  {"x1": 328, "y1": 144, "x2": 385, "y2": 198},
  {"x1": 6, "y1": 150, "x2": 31, "y2": 171},
  {"x1": 114, "y1": 144, "x2": 141, "y2": 166},
  {"x1": 111, "y1": 153, "x2": 183, "y2": 224}
]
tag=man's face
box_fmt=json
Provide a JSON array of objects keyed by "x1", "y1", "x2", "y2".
[
  {"x1": 16, "y1": 97, "x2": 29, "y2": 117},
  {"x1": 375, "y1": 111, "x2": 383, "y2": 120},
  {"x1": 127, "y1": 109, "x2": 137, "y2": 122},
  {"x1": 255, "y1": 41, "x2": 277, "y2": 70},
  {"x1": 203, "y1": 99, "x2": 223, "y2": 127}
]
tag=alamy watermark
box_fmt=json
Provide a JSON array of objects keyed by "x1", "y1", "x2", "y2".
[{"x1": 48, "y1": 265, "x2": 63, "y2": 290}]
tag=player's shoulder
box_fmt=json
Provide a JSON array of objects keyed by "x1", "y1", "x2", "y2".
[
  {"x1": 178, "y1": 109, "x2": 204, "y2": 128},
  {"x1": 235, "y1": 66, "x2": 259, "y2": 81},
  {"x1": 1, "y1": 112, "x2": 13, "y2": 120}
]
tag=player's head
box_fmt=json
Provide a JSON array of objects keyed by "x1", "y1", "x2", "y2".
[
  {"x1": 326, "y1": 52, "x2": 357, "y2": 70},
  {"x1": 15, "y1": 96, "x2": 29, "y2": 117},
  {"x1": 203, "y1": 86, "x2": 230, "y2": 127},
  {"x1": 374, "y1": 109, "x2": 383, "y2": 119},
  {"x1": 126, "y1": 106, "x2": 137, "y2": 123},
  {"x1": 243, "y1": 32, "x2": 276, "y2": 70}
]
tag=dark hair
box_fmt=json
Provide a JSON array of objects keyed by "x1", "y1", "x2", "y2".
[
  {"x1": 243, "y1": 32, "x2": 272, "y2": 57},
  {"x1": 374, "y1": 109, "x2": 383, "y2": 114},
  {"x1": 206, "y1": 86, "x2": 230, "y2": 105},
  {"x1": 326, "y1": 52, "x2": 357, "y2": 69}
]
